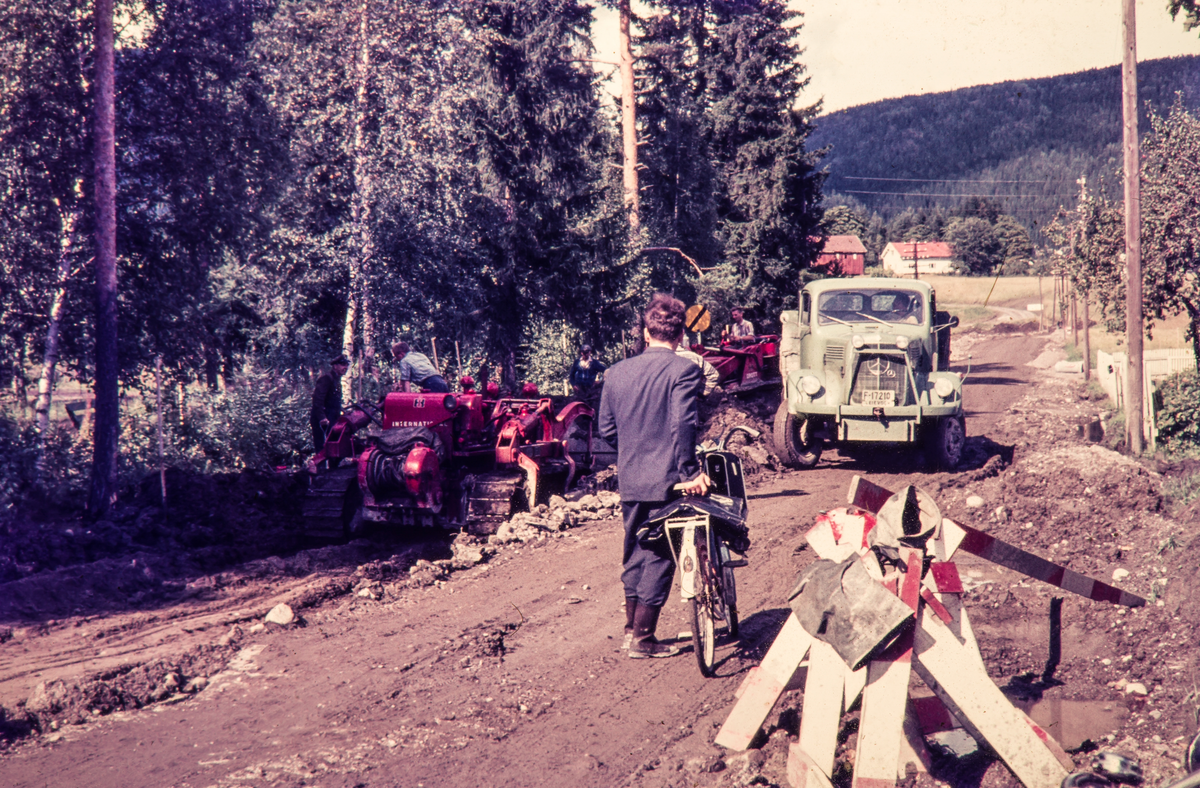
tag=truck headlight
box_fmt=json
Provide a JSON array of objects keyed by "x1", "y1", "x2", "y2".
[
  {"x1": 895, "y1": 335, "x2": 910, "y2": 350},
  {"x1": 801, "y1": 375, "x2": 823, "y2": 396},
  {"x1": 934, "y1": 378, "x2": 955, "y2": 399},
  {"x1": 852, "y1": 334, "x2": 864, "y2": 349}
]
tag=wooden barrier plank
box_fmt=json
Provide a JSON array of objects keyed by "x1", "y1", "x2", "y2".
[
  {"x1": 912, "y1": 610, "x2": 1069, "y2": 788},
  {"x1": 796, "y1": 639, "x2": 846, "y2": 779},
  {"x1": 716, "y1": 614, "x2": 813, "y2": 751},
  {"x1": 852, "y1": 635, "x2": 913, "y2": 788},
  {"x1": 787, "y1": 745, "x2": 838, "y2": 788},
  {"x1": 899, "y1": 703, "x2": 934, "y2": 777},
  {"x1": 847, "y1": 476, "x2": 1145, "y2": 608},
  {"x1": 851, "y1": 550, "x2": 922, "y2": 788}
]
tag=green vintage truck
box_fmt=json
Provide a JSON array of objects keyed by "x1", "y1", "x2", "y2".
[{"x1": 772, "y1": 277, "x2": 965, "y2": 470}]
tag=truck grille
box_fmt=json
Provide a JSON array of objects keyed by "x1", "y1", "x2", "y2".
[
  {"x1": 850, "y1": 355, "x2": 912, "y2": 406},
  {"x1": 823, "y1": 345, "x2": 845, "y2": 375}
]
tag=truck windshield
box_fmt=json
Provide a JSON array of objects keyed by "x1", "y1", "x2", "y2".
[{"x1": 817, "y1": 290, "x2": 924, "y2": 325}]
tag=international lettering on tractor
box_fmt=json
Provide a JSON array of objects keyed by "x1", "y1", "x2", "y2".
[
  {"x1": 772, "y1": 277, "x2": 965, "y2": 470},
  {"x1": 301, "y1": 391, "x2": 597, "y2": 539}
]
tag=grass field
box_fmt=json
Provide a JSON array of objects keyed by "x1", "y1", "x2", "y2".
[{"x1": 916, "y1": 274, "x2": 1193, "y2": 355}]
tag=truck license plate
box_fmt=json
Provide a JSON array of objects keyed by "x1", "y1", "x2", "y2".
[{"x1": 861, "y1": 389, "x2": 894, "y2": 407}]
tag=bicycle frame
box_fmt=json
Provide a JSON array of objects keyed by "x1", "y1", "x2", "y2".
[{"x1": 666, "y1": 514, "x2": 710, "y2": 600}]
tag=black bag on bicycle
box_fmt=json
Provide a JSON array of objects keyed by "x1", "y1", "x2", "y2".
[{"x1": 647, "y1": 495, "x2": 750, "y2": 554}]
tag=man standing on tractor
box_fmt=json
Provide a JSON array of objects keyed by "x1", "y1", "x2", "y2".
[
  {"x1": 311, "y1": 354, "x2": 350, "y2": 460},
  {"x1": 599, "y1": 293, "x2": 711, "y2": 660},
  {"x1": 722, "y1": 308, "x2": 756, "y2": 346},
  {"x1": 569, "y1": 344, "x2": 606, "y2": 403},
  {"x1": 392, "y1": 341, "x2": 450, "y2": 393}
]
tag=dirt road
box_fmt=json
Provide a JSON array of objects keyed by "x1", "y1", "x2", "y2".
[{"x1": 2, "y1": 328, "x2": 1194, "y2": 788}]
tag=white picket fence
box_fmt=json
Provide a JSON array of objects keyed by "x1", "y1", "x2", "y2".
[{"x1": 1097, "y1": 348, "x2": 1197, "y2": 449}]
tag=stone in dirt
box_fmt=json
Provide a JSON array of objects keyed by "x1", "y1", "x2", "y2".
[{"x1": 265, "y1": 603, "x2": 295, "y2": 626}]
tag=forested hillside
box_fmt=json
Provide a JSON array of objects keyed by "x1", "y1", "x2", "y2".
[{"x1": 811, "y1": 55, "x2": 1200, "y2": 240}]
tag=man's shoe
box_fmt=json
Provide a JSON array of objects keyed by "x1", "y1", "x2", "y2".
[{"x1": 628, "y1": 637, "x2": 680, "y2": 659}]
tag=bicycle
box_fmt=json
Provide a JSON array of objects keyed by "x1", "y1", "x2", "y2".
[{"x1": 648, "y1": 426, "x2": 758, "y2": 677}]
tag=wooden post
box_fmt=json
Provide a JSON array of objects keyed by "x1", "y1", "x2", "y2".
[
  {"x1": 1082, "y1": 294, "x2": 1092, "y2": 380},
  {"x1": 618, "y1": 0, "x2": 639, "y2": 233},
  {"x1": 1070, "y1": 292, "x2": 1078, "y2": 348},
  {"x1": 455, "y1": 341, "x2": 463, "y2": 382},
  {"x1": 1037, "y1": 276, "x2": 1043, "y2": 331},
  {"x1": 431, "y1": 337, "x2": 440, "y2": 370},
  {"x1": 156, "y1": 356, "x2": 166, "y2": 507},
  {"x1": 1121, "y1": 0, "x2": 1144, "y2": 454}
]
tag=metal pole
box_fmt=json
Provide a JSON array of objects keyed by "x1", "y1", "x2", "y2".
[
  {"x1": 1122, "y1": 0, "x2": 1144, "y2": 454},
  {"x1": 455, "y1": 341, "x2": 462, "y2": 382}
]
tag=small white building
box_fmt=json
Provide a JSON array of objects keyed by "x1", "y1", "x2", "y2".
[{"x1": 881, "y1": 241, "x2": 957, "y2": 276}]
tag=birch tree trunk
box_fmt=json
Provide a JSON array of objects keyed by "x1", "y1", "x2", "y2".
[
  {"x1": 34, "y1": 211, "x2": 79, "y2": 479},
  {"x1": 342, "y1": 0, "x2": 374, "y2": 402}
]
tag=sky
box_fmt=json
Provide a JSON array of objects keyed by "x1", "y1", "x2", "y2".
[{"x1": 593, "y1": 0, "x2": 1200, "y2": 114}]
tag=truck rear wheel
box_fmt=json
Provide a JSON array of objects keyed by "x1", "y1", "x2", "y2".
[{"x1": 772, "y1": 402, "x2": 822, "y2": 469}]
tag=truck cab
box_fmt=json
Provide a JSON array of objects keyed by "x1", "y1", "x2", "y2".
[{"x1": 773, "y1": 277, "x2": 964, "y2": 469}]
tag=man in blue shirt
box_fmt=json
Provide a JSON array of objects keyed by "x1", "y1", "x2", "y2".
[
  {"x1": 392, "y1": 341, "x2": 449, "y2": 393},
  {"x1": 569, "y1": 345, "x2": 607, "y2": 402}
]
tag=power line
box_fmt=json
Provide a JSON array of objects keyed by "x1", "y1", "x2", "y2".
[
  {"x1": 843, "y1": 189, "x2": 1057, "y2": 198},
  {"x1": 843, "y1": 175, "x2": 1049, "y2": 184}
]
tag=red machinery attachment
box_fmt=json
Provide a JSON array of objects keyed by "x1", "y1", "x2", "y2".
[{"x1": 693, "y1": 335, "x2": 780, "y2": 391}]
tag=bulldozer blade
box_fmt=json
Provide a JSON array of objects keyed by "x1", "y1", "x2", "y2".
[
  {"x1": 301, "y1": 466, "x2": 359, "y2": 540},
  {"x1": 466, "y1": 474, "x2": 521, "y2": 519}
]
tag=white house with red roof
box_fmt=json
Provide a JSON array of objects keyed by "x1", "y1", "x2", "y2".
[
  {"x1": 881, "y1": 241, "x2": 957, "y2": 276},
  {"x1": 812, "y1": 235, "x2": 867, "y2": 275}
]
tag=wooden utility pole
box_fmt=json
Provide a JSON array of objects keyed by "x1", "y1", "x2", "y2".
[
  {"x1": 1082, "y1": 295, "x2": 1091, "y2": 380},
  {"x1": 618, "y1": 0, "x2": 640, "y2": 233},
  {"x1": 88, "y1": 0, "x2": 118, "y2": 517},
  {"x1": 911, "y1": 240, "x2": 919, "y2": 279},
  {"x1": 1121, "y1": 0, "x2": 1144, "y2": 454}
]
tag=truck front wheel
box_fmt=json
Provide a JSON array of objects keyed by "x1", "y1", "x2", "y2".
[
  {"x1": 773, "y1": 402, "x2": 822, "y2": 469},
  {"x1": 928, "y1": 416, "x2": 966, "y2": 470}
]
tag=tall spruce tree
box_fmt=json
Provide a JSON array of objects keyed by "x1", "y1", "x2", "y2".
[
  {"x1": 456, "y1": 0, "x2": 609, "y2": 385},
  {"x1": 634, "y1": 0, "x2": 824, "y2": 321},
  {"x1": 703, "y1": 0, "x2": 825, "y2": 318}
]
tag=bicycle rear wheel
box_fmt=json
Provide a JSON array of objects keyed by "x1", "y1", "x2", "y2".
[{"x1": 692, "y1": 539, "x2": 717, "y2": 676}]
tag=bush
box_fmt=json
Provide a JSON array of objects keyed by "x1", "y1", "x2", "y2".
[
  {"x1": 1155, "y1": 370, "x2": 1200, "y2": 456},
  {"x1": 181, "y1": 370, "x2": 312, "y2": 471}
]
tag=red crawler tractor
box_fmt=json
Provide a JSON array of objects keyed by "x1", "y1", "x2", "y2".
[{"x1": 302, "y1": 391, "x2": 596, "y2": 538}]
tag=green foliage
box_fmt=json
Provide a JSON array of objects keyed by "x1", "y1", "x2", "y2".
[
  {"x1": 1163, "y1": 473, "x2": 1200, "y2": 514},
  {"x1": 179, "y1": 374, "x2": 312, "y2": 472},
  {"x1": 1154, "y1": 371, "x2": 1200, "y2": 456},
  {"x1": 517, "y1": 317, "x2": 582, "y2": 396},
  {"x1": 947, "y1": 217, "x2": 1002, "y2": 275},
  {"x1": 1142, "y1": 98, "x2": 1200, "y2": 366}
]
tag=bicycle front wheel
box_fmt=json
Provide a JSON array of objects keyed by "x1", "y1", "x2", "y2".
[
  {"x1": 692, "y1": 539, "x2": 718, "y2": 677},
  {"x1": 691, "y1": 594, "x2": 716, "y2": 676},
  {"x1": 723, "y1": 563, "x2": 739, "y2": 639}
]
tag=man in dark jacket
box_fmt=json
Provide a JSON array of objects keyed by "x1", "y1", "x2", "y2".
[
  {"x1": 311, "y1": 355, "x2": 350, "y2": 458},
  {"x1": 569, "y1": 344, "x2": 606, "y2": 403},
  {"x1": 599, "y1": 293, "x2": 711, "y2": 659}
]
